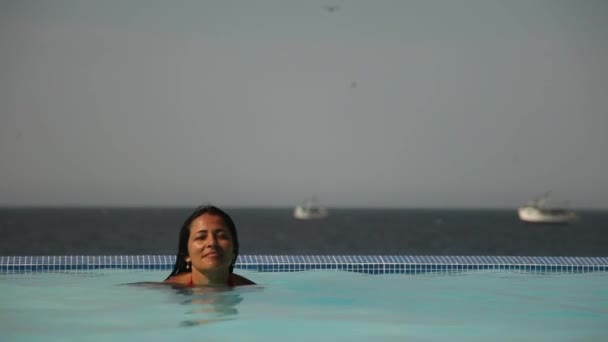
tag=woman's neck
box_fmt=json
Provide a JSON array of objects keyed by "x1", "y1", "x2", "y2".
[{"x1": 191, "y1": 268, "x2": 230, "y2": 286}]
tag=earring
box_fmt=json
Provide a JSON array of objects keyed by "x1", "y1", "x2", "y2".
[{"x1": 186, "y1": 260, "x2": 191, "y2": 270}]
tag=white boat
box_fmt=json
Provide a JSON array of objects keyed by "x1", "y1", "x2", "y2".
[
  {"x1": 293, "y1": 197, "x2": 328, "y2": 220},
  {"x1": 518, "y1": 192, "x2": 577, "y2": 224}
]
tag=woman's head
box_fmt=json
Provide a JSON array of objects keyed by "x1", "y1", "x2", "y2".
[{"x1": 167, "y1": 205, "x2": 239, "y2": 279}]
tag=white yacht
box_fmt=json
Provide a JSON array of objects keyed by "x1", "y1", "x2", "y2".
[
  {"x1": 293, "y1": 197, "x2": 328, "y2": 220},
  {"x1": 518, "y1": 192, "x2": 577, "y2": 224}
]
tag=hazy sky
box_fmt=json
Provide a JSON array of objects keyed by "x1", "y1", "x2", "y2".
[{"x1": 1, "y1": 0, "x2": 607, "y2": 208}]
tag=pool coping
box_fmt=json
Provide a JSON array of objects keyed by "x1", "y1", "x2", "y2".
[{"x1": 2, "y1": 255, "x2": 607, "y2": 274}]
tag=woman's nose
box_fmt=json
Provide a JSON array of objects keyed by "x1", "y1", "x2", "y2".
[{"x1": 205, "y1": 236, "x2": 219, "y2": 247}]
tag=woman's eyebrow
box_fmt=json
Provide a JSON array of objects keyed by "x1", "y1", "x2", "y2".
[{"x1": 194, "y1": 227, "x2": 226, "y2": 234}]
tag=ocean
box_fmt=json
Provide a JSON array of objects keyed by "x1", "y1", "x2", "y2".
[{"x1": 1, "y1": 208, "x2": 607, "y2": 257}]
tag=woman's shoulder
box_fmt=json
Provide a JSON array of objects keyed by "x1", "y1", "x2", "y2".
[
  {"x1": 230, "y1": 273, "x2": 256, "y2": 286},
  {"x1": 164, "y1": 272, "x2": 191, "y2": 285}
]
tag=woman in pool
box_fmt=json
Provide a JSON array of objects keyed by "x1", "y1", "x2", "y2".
[{"x1": 165, "y1": 205, "x2": 255, "y2": 287}]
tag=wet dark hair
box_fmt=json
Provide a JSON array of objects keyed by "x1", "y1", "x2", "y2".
[{"x1": 165, "y1": 205, "x2": 239, "y2": 280}]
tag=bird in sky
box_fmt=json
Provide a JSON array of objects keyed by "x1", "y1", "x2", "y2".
[{"x1": 323, "y1": 5, "x2": 340, "y2": 13}]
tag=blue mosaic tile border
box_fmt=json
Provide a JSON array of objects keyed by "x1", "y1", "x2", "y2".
[{"x1": 1, "y1": 255, "x2": 607, "y2": 274}]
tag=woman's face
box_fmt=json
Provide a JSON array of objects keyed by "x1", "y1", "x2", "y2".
[{"x1": 187, "y1": 213, "x2": 235, "y2": 273}]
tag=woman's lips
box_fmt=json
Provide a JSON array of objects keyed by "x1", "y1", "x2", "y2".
[{"x1": 203, "y1": 252, "x2": 221, "y2": 258}]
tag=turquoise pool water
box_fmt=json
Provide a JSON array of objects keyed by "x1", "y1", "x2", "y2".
[{"x1": 1, "y1": 270, "x2": 607, "y2": 341}]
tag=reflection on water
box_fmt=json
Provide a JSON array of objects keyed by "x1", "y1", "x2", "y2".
[
  {"x1": 179, "y1": 286, "x2": 244, "y2": 327},
  {"x1": 125, "y1": 281, "x2": 259, "y2": 327}
]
